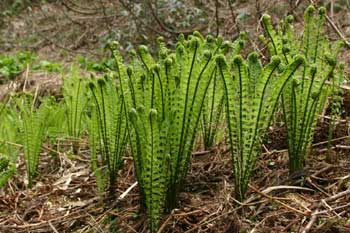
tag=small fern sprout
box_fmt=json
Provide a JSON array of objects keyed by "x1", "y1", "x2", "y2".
[
  {"x1": 15, "y1": 94, "x2": 52, "y2": 187},
  {"x1": 62, "y1": 66, "x2": 89, "y2": 152},
  {"x1": 0, "y1": 156, "x2": 16, "y2": 187},
  {"x1": 88, "y1": 76, "x2": 128, "y2": 198},
  {"x1": 0, "y1": 102, "x2": 20, "y2": 187}
]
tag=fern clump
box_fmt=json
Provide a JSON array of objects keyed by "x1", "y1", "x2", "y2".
[
  {"x1": 62, "y1": 66, "x2": 89, "y2": 143},
  {"x1": 88, "y1": 76, "x2": 128, "y2": 197},
  {"x1": 15, "y1": 94, "x2": 52, "y2": 187},
  {"x1": 110, "y1": 32, "x2": 230, "y2": 232},
  {"x1": 261, "y1": 5, "x2": 344, "y2": 173},
  {"x1": 217, "y1": 52, "x2": 304, "y2": 200}
]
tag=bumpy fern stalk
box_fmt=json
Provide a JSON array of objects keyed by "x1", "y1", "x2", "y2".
[
  {"x1": 261, "y1": 5, "x2": 343, "y2": 173},
  {"x1": 88, "y1": 76, "x2": 128, "y2": 197},
  {"x1": 216, "y1": 52, "x2": 304, "y2": 200},
  {"x1": 88, "y1": 104, "x2": 106, "y2": 195},
  {"x1": 110, "y1": 32, "x2": 224, "y2": 232},
  {"x1": 62, "y1": 66, "x2": 88, "y2": 146},
  {"x1": 15, "y1": 95, "x2": 52, "y2": 187}
]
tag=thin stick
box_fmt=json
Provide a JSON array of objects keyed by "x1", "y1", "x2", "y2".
[
  {"x1": 23, "y1": 64, "x2": 29, "y2": 92},
  {"x1": 261, "y1": 185, "x2": 314, "y2": 194},
  {"x1": 118, "y1": 181, "x2": 138, "y2": 200},
  {"x1": 157, "y1": 215, "x2": 173, "y2": 233},
  {"x1": 249, "y1": 184, "x2": 310, "y2": 216},
  {"x1": 48, "y1": 221, "x2": 59, "y2": 233},
  {"x1": 302, "y1": 213, "x2": 318, "y2": 233},
  {"x1": 302, "y1": 189, "x2": 350, "y2": 232}
]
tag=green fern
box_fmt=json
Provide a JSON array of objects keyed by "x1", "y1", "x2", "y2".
[
  {"x1": 62, "y1": 66, "x2": 89, "y2": 152},
  {"x1": 15, "y1": 94, "x2": 52, "y2": 187},
  {"x1": 110, "y1": 32, "x2": 223, "y2": 232},
  {"x1": 88, "y1": 104, "x2": 106, "y2": 195},
  {"x1": 262, "y1": 5, "x2": 343, "y2": 173},
  {"x1": 0, "y1": 103, "x2": 19, "y2": 187},
  {"x1": 200, "y1": 33, "x2": 247, "y2": 150},
  {"x1": 88, "y1": 76, "x2": 128, "y2": 197},
  {"x1": 216, "y1": 52, "x2": 304, "y2": 200},
  {"x1": 0, "y1": 156, "x2": 16, "y2": 187}
]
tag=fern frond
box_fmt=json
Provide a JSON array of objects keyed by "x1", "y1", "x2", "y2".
[
  {"x1": 88, "y1": 75, "x2": 128, "y2": 196},
  {"x1": 62, "y1": 66, "x2": 88, "y2": 140},
  {"x1": 15, "y1": 95, "x2": 52, "y2": 187},
  {"x1": 114, "y1": 32, "x2": 221, "y2": 232}
]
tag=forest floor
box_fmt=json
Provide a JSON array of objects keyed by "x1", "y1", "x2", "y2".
[
  {"x1": 1, "y1": 0, "x2": 350, "y2": 232},
  {"x1": 1, "y1": 121, "x2": 350, "y2": 232}
]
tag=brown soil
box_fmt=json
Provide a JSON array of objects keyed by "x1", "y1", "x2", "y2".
[{"x1": 1, "y1": 130, "x2": 350, "y2": 232}]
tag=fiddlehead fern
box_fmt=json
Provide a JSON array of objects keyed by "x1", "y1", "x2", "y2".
[
  {"x1": 216, "y1": 53, "x2": 304, "y2": 201},
  {"x1": 262, "y1": 5, "x2": 343, "y2": 174},
  {"x1": 15, "y1": 94, "x2": 52, "y2": 187},
  {"x1": 88, "y1": 76, "x2": 128, "y2": 198},
  {"x1": 62, "y1": 66, "x2": 89, "y2": 147},
  {"x1": 110, "y1": 32, "x2": 220, "y2": 232}
]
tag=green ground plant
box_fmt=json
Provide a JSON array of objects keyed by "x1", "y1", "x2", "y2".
[
  {"x1": 200, "y1": 69, "x2": 225, "y2": 150},
  {"x1": 0, "y1": 52, "x2": 34, "y2": 83},
  {"x1": 0, "y1": 156, "x2": 16, "y2": 187},
  {"x1": 88, "y1": 107, "x2": 106, "y2": 195},
  {"x1": 62, "y1": 66, "x2": 88, "y2": 141},
  {"x1": 110, "y1": 32, "x2": 227, "y2": 232},
  {"x1": 0, "y1": 102, "x2": 20, "y2": 187},
  {"x1": 88, "y1": 76, "x2": 128, "y2": 197},
  {"x1": 15, "y1": 94, "x2": 52, "y2": 187},
  {"x1": 200, "y1": 33, "x2": 247, "y2": 150},
  {"x1": 216, "y1": 52, "x2": 304, "y2": 201},
  {"x1": 261, "y1": 5, "x2": 343, "y2": 173}
]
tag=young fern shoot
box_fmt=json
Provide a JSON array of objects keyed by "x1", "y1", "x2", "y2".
[
  {"x1": 0, "y1": 103, "x2": 20, "y2": 187},
  {"x1": 62, "y1": 66, "x2": 88, "y2": 152},
  {"x1": 15, "y1": 95, "x2": 52, "y2": 187},
  {"x1": 261, "y1": 5, "x2": 343, "y2": 173},
  {"x1": 327, "y1": 63, "x2": 345, "y2": 156},
  {"x1": 216, "y1": 53, "x2": 304, "y2": 201},
  {"x1": 88, "y1": 76, "x2": 128, "y2": 198}
]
